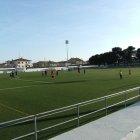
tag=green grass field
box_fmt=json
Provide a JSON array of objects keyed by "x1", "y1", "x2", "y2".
[{"x1": 0, "y1": 68, "x2": 140, "y2": 139}]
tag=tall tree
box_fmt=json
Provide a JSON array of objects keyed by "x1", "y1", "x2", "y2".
[
  {"x1": 103, "y1": 52, "x2": 114, "y2": 65},
  {"x1": 121, "y1": 46, "x2": 135, "y2": 64},
  {"x1": 89, "y1": 46, "x2": 136, "y2": 66},
  {"x1": 89, "y1": 54, "x2": 101, "y2": 65},
  {"x1": 122, "y1": 49, "x2": 128, "y2": 64},
  {"x1": 127, "y1": 46, "x2": 135, "y2": 63},
  {"x1": 112, "y1": 47, "x2": 122, "y2": 65},
  {"x1": 136, "y1": 48, "x2": 140, "y2": 63}
]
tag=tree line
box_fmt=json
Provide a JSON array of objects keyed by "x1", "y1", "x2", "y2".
[{"x1": 89, "y1": 46, "x2": 140, "y2": 66}]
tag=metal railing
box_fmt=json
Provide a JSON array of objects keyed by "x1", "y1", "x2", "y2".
[{"x1": 0, "y1": 87, "x2": 140, "y2": 140}]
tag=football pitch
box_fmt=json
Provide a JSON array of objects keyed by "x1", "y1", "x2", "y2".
[
  {"x1": 0, "y1": 68, "x2": 140, "y2": 139},
  {"x1": 0, "y1": 68, "x2": 140, "y2": 122}
]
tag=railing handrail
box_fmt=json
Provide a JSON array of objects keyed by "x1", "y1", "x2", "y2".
[
  {"x1": 2, "y1": 86, "x2": 139, "y2": 126},
  {"x1": 1, "y1": 86, "x2": 140, "y2": 140}
]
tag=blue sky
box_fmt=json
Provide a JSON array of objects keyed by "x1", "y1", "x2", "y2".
[{"x1": 0, "y1": 0, "x2": 140, "y2": 62}]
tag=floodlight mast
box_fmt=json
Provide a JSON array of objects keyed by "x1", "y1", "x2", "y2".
[{"x1": 65, "y1": 40, "x2": 69, "y2": 67}]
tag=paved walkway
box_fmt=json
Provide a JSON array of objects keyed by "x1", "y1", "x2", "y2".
[{"x1": 50, "y1": 102, "x2": 140, "y2": 140}]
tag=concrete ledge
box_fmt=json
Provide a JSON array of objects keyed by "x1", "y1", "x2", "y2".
[
  {"x1": 50, "y1": 102, "x2": 140, "y2": 140},
  {"x1": 122, "y1": 126, "x2": 140, "y2": 140}
]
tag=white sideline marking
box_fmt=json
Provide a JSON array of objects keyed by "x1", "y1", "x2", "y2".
[
  {"x1": 0, "y1": 79, "x2": 53, "y2": 115},
  {"x1": 0, "y1": 85, "x2": 40, "y2": 91},
  {"x1": 0, "y1": 79, "x2": 53, "y2": 92},
  {"x1": 0, "y1": 103, "x2": 29, "y2": 115},
  {"x1": 17, "y1": 79, "x2": 53, "y2": 84}
]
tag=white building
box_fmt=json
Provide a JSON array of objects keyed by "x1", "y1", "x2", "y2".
[{"x1": 7, "y1": 58, "x2": 32, "y2": 71}]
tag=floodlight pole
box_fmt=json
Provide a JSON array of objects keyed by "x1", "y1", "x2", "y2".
[
  {"x1": 65, "y1": 40, "x2": 69, "y2": 67},
  {"x1": 67, "y1": 44, "x2": 68, "y2": 67}
]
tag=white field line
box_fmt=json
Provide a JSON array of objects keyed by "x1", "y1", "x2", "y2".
[
  {"x1": 17, "y1": 79, "x2": 53, "y2": 84},
  {"x1": 0, "y1": 103, "x2": 29, "y2": 116},
  {"x1": 0, "y1": 79, "x2": 53, "y2": 115},
  {"x1": 0, "y1": 85, "x2": 40, "y2": 91},
  {"x1": 0, "y1": 79, "x2": 53, "y2": 92}
]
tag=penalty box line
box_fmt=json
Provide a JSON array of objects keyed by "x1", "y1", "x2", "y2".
[
  {"x1": 0, "y1": 79, "x2": 53, "y2": 92},
  {"x1": 17, "y1": 79, "x2": 53, "y2": 84},
  {"x1": 0, "y1": 103, "x2": 29, "y2": 116},
  {"x1": 0, "y1": 79, "x2": 53, "y2": 116},
  {"x1": 0, "y1": 85, "x2": 43, "y2": 92}
]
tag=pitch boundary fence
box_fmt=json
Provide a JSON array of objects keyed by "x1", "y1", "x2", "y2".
[{"x1": 0, "y1": 87, "x2": 140, "y2": 140}]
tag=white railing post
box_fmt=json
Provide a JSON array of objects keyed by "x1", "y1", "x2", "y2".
[
  {"x1": 1, "y1": 87, "x2": 140, "y2": 140},
  {"x1": 124, "y1": 92, "x2": 127, "y2": 108},
  {"x1": 105, "y1": 96, "x2": 108, "y2": 115},
  {"x1": 139, "y1": 87, "x2": 140, "y2": 100},
  {"x1": 77, "y1": 105, "x2": 80, "y2": 127},
  {"x1": 34, "y1": 115, "x2": 38, "y2": 140}
]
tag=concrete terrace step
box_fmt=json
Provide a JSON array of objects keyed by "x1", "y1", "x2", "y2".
[{"x1": 49, "y1": 101, "x2": 140, "y2": 140}]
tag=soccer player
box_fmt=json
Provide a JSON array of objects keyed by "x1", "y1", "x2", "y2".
[
  {"x1": 51, "y1": 71, "x2": 55, "y2": 78},
  {"x1": 129, "y1": 69, "x2": 131, "y2": 75},
  {"x1": 78, "y1": 67, "x2": 80, "y2": 73},
  {"x1": 56, "y1": 70, "x2": 58, "y2": 76},
  {"x1": 84, "y1": 69, "x2": 86, "y2": 74},
  {"x1": 119, "y1": 70, "x2": 122, "y2": 79},
  {"x1": 45, "y1": 70, "x2": 47, "y2": 76}
]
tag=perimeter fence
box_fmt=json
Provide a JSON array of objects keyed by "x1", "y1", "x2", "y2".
[{"x1": 0, "y1": 87, "x2": 140, "y2": 140}]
